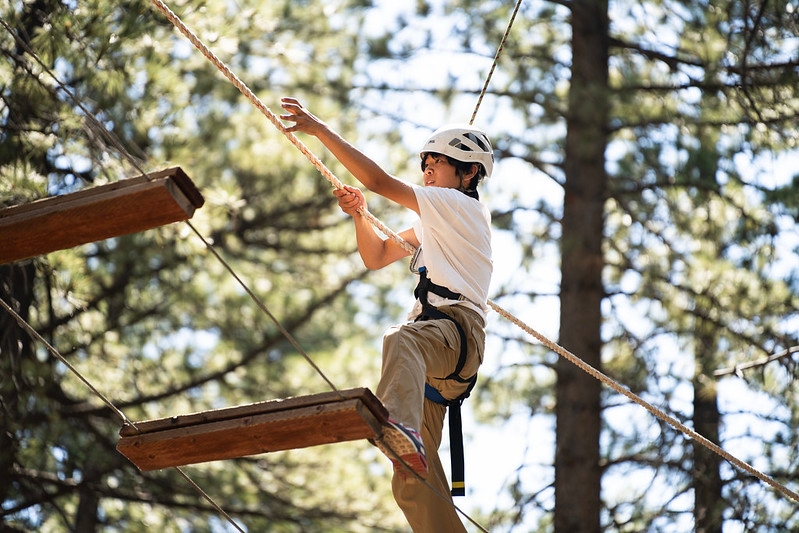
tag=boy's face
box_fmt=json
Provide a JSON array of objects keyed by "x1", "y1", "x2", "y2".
[{"x1": 421, "y1": 153, "x2": 464, "y2": 190}]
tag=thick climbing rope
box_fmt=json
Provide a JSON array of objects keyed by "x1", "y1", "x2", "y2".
[
  {"x1": 463, "y1": 1, "x2": 798, "y2": 507},
  {"x1": 1, "y1": 15, "x2": 344, "y2": 401},
  {"x1": 2, "y1": 15, "x2": 480, "y2": 533},
  {"x1": 493, "y1": 304, "x2": 799, "y2": 503},
  {"x1": 146, "y1": 0, "x2": 409, "y2": 252},
  {"x1": 0, "y1": 19, "x2": 324, "y2": 533},
  {"x1": 144, "y1": 0, "x2": 799, "y2": 507},
  {"x1": 465, "y1": 11, "x2": 799, "y2": 498},
  {"x1": 0, "y1": 21, "x2": 244, "y2": 528}
]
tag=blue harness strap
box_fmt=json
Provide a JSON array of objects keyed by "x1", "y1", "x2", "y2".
[
  {"x1": 415, "y1": 267, "x2": 477, "y2": 497},
  {"x1": 424, "y1": 381, "x2": 475, "y2": 497}
]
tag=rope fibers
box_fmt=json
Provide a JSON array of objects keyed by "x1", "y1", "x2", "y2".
[
  {"x1": 1, "y1": 10, "x2": 483, "y2": 532},
  {"x1": 3, "y1": 3, "x2": 796, "y2": 530},
  {"x1": 144, "y1": 0, "x2": 799, "y2": 507}
]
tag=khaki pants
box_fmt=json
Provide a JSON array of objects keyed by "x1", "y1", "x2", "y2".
[{"x1": 376, "y1": 305, "x2": 485, "y2": 533}]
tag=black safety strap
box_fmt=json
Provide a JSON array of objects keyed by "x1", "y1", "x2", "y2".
[
  {"x1": 414, "y1": 267, "x2": 476, "y2": 496},
  {"x1": 425, "y1": 380, "x2": 476, "y2": 497}
]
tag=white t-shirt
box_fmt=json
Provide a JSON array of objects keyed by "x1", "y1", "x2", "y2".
[{"x1": 408, "y1": 186, "x2": 492, "y2": 321}]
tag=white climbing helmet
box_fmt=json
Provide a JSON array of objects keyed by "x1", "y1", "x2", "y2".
[{"x1": 420, "y1": 124, "x2": 494, "y2": 179}]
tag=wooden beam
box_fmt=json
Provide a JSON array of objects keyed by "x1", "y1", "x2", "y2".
[
  {"x1": 116, "y1": 388, "x2": 389, "y2": 471},
  {"x1": 0, "y1": 167, "x2": 204, "y2": 265}
]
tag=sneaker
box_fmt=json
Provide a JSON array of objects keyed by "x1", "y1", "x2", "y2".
[{"x1": 374, "y1": 418, "x2": 428, "y2": 479}]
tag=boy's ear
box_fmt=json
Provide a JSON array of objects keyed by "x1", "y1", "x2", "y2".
[{"x1": 461, "y1": 163, "x2": 478, "y2": 186}]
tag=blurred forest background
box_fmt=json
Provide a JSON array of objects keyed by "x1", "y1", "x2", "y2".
[{"x1": 1, "y1": 0, "x2": 798, "y2": 531}]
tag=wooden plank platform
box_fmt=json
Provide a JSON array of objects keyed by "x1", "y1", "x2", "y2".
[
  {"x1": 117, "y1": 388, "x2": 389, "y2": 471},
  {"x1": 0, "y1": 167, "x2": 204, "y2": 265}
]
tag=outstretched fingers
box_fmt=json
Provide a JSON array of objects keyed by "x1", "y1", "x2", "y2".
[{"x1": 280, "y1": 97, "x2": 322, "y2": 134}]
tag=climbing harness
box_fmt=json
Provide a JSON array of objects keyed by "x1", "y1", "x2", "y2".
[
  {"x1": 6, "y1": 3, "x2": 799, "y2": 532},
  {"x1": 413, "y1": 260, "x2": 478, "y2": 497}
]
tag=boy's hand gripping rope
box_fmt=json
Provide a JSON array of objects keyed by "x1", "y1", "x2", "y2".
[
  {"x1": 147, "y1": 0, "x2": 799, "y2": 507},
  {"x1": 147, "y1": 0, "x2": 407, "y2": 253}
]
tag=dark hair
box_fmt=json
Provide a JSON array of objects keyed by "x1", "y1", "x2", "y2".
[
  {"x1": 449, "y1": 156, "x2": 484, "y2": 200},
  {"x1": 421, "y1": 153, "x2": 485, "y2": 200}
]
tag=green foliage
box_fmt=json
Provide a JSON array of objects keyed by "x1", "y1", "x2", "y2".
[
  {"x1": 1, "y1": 0, "x2": 410, "y2": 531},
  {"x1": 3, "y1": 0, "x2": 799, "y2": 531}
]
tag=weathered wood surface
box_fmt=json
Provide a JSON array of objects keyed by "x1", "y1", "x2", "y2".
[
  {"x1": 117, "y1": 388, "x2": 388, "y2": 471},
  {"x1": 0, "y1": 167, "x2": 203, "y2": 265}
]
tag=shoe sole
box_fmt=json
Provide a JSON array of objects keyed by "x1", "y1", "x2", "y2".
[{"x1": 376, "y1": 424, "x2": 428, "y2": 478}]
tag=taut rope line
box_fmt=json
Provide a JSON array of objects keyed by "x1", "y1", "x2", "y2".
[
  {"x1": 0, "y1": 18, "x2": 332, "y2": 532},
  {"x1": 464, "y1": 0, "x2": 799, "y2": 505},
  {"x1": 145, "y1": 0, "x2": 799, "y2": 506},
  {"x1": 488, "y1": 300, "x2": 799, "y2": 503},
  {"x1": 183, "y1": 221, "x2": 344, "y2": 396},
  {"x1": 3, "y1": 13, "x2": 482, "y2": 531},
  {"x1": 147, "y1": 0, "x2": 407, "y2": 253},
  {"x1": 0, "y1": 297, "x2": 133, "y2": 427},
  {"x1": 0, "y1": 297, "x2": 246, "y2": 533},
  {"x1": 469, "y1": 0, "x2": 524, "y2": 126},
  {"x1": 0, "y1": 16, "x2": 345, "y2": 401}
]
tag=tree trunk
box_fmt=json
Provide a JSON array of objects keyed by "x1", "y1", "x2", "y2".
[
  {"x1": 75, "y1": 466, "x2": 100, "y2": 533},
  {"x1": 554, "y1": 1, "x2": 609, "y2": 532},
  {"x1": 693, "y1": 370, "x2": 723, "y2": 533},
  {"x1": 0, "y1": 262, "x2": 37, "y2": 507}
]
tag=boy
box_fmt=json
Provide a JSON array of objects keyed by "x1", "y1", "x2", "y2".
[{"x1": 280, "y1": 97, "x2": 493, "y2": 532}]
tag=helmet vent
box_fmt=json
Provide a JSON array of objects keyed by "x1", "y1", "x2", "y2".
[
  {"x1": 420, "y1": 124, "x2": 494, "y2": 178},
  {"x1": 449, "y1": 138, "x2": 471, "y2": 151}
]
